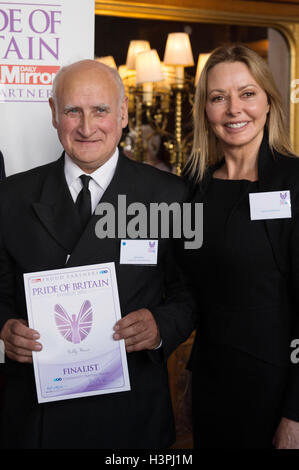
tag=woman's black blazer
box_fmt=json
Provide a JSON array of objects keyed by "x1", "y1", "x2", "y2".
[{"x1": 188, "y1": 132, "x2": 299, "y2": 421}]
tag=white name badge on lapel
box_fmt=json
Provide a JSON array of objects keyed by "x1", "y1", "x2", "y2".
[
  {"x1": 120, "y1": 240, "x2": 158, "y2": 265},
  {"x1": 249, "y1": 190, "x2": 292, "y2": 220}
]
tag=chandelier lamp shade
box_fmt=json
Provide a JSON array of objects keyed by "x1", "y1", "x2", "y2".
[
  {"x1": 126, "y1": 40, "x2": 151, "y2": 70},
  {"x1": 102, "y1": 32, "x2": 210, "y2": 174},
  {"x1": 136, "y1": 49, "x2": 164, "y2": 105},
  {"x1": 163, "y1": 32, "x2": 194, "y2": 86}
]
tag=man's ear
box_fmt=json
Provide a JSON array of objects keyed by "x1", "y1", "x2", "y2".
[
  {"x1": 49, "y1": 97, "x2": 58, "y2": 129},
  {"x1": 121, "y1": 96, "x2": 129, "y2": 129}
]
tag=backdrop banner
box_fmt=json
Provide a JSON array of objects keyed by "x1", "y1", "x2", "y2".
[{"x1": 0, "y1": 0, "x2": 95, "y2": 175}]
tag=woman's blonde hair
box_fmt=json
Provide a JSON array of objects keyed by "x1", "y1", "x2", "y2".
[{"x1": 188, "y1": 43, "x2": 294, "y2": 181}]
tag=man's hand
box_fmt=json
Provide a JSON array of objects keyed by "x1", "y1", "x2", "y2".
[
  {"x1": 0, "y1": 318, "x2": 42, "y2": 363},
  {"x1": 273, "y1": 417, "x2": 299, "y2": 449},
  {"x1": 113, "y1": 308, "x2": 160, "y2": 353}
]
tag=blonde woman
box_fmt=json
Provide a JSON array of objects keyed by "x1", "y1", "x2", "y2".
[{"x1": 187, "y1": 44, "x2": 299, "y2": 449}]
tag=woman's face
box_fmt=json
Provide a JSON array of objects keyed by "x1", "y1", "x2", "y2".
[{"x1": 205, "y1": 61, "x2": 270, "y2": 152}]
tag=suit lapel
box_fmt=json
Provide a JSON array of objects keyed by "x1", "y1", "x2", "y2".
[
  {"x1": 32, "y1": 154, "x2": 82, "y2": 254},
  {"x1": 97, "y1": 151, "x2": 137, "y2": 206},
  {"x1": 66, "y1": 152, "x2": 137, "y2": 267}
]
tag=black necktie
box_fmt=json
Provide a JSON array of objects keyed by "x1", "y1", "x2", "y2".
[{"x1": 76, "y1": 174, "x2": 92, "y2": 229}]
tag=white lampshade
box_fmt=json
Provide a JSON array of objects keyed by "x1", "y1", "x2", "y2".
[
  {"x1": 126, "y1": 40, "x2": 151, "y2": 70},
  {"x1": 163, "y1": 33, "x2": 194, "y2": 67},
  {"x1": 195, "y1": 53, "x2": 210, "y2": 85},
  {"x1": 118, "y1": 64, "x2": 127, "y2": 80},
  {"x1": 118, "y1": 64, "x2": 136, "y2": 87},
  {"x1": 136, "y1": 49, "x2": 163, "y2": 84},
  {"x1": 96, "y1": 56, "x2": 117, "y2": 69},
  {"x1": 154, "y1": 63, "x2": 176, "y2": 92}
]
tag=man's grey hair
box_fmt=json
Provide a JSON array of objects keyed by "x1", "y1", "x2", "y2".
[{"x1": 51, "y1": 60, "x2": 126, "y2": 112}]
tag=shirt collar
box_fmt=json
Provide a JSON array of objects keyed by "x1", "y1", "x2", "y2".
[{"x1": 64, "y1": 148, "x2": 119, "y2": 191}]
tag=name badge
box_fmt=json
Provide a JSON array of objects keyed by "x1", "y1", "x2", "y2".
[
  {"x1": 120, "y1": 239, "x2": 158, "y2": 265},
  {"x1": 249, "y1": 190, "x2": 291, "y2": 220}
]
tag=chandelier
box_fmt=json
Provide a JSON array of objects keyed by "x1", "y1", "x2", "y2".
[{"x1": 97, "y1": 34, "x2": 210, "y2": 176}]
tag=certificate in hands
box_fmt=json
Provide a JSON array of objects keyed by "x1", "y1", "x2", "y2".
[{"x1": 24, "y1": 262, "x2": 131, "y2": 403}]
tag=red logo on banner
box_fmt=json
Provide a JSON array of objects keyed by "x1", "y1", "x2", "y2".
[{"x1": 0, "y1": 64, "x2": 60, "y2": 86}]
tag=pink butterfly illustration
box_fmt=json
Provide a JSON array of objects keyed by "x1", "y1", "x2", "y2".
[
  {"x1": 148, "y1": 241, "x2": 156, "y2": 253},
  {"x1": 54, "y1": 300, "x2": 93, "y2": 344}
]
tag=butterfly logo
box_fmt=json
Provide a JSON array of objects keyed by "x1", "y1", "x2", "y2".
[
  {"x1": 280, "y1": 192, "x2": 288, "y2": 205},
  {"x1": 148, "y1": 241, "x2": 156, "y2": 253},
  {"x1": 54, "y1": 300, "x2": 93, "y2": 344}
]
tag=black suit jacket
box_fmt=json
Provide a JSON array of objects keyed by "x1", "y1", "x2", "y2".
[
  {"x1": 0, "y1": 151, "x2": 195, "y2": 449},
  {"x1": 187, "y1": 132, "x2": 299, "y2": 422},
  {"x1": 0, "y1": 152, "x2": 5, "y2": 180}
]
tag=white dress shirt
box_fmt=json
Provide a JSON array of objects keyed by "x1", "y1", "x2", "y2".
[{"x1": 64, "y1": 148, "x2": 119, "y2": 212}]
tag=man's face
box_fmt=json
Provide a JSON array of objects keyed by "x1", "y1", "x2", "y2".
[{"x1": 49, "y1": 64, "x2": 128, "y2": 173}]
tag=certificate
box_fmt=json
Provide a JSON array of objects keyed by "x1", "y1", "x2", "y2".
[{"x1": 24, "y1": 262, "x2": 131, "y2": 403}]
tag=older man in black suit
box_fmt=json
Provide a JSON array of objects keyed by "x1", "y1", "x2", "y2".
[
  {"x1": 0, "y1": 60, "x2": 195, "y2": 449},
  {"x1": 0, "y1": 152, "x2": 5, "y2": 180}
]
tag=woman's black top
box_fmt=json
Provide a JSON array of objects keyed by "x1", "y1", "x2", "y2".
[
  {"x1": 195, "y1": 177, "x2": 287, "y2": 359},
  {"x1": 191, "y1": 178, "x2": 289, "y2": 448}
]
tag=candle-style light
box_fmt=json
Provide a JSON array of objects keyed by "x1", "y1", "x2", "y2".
[
  {"x1": 195, "y1": 53, "x2": 210, "y2": 85},
  {"x1": 163, "y1": 32, "x2": 194, "y2": 174},
  {"x1": 136, "y1": 49, "x2": 163, "y2": 106},
  {"x1": 133, "y1": 49, "x2": 163, "y2": 163},
  {"x1": 96, "y1": 56, "x2": 117, "y2": 69},
  {"x1": 118, "y1": 65, "x2": 136, "y2": 113},
  {"x1": 161, "y1": 63, "x2": 176, "y2": 89},
  {"x1": 126, "y1": 40, "x2": 151, "y2": 70},
  {"x1": 163, "y1": 32, "x2": 194, "y2": 87},
  {"x1": 114, "y1": 35, "x2": 195, "y2": 174}
]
